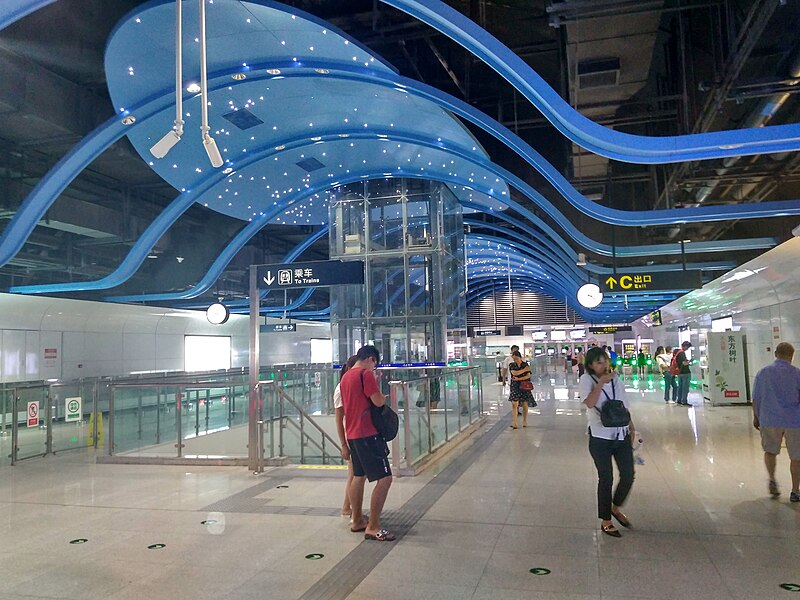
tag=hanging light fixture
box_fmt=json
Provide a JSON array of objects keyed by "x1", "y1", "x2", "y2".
[
  {"x1": 199, "y1": 0, "x2": 223, "y2": 167},
  {"x1": 150, "y1": 0, "x2": 184, "y2": 158}
]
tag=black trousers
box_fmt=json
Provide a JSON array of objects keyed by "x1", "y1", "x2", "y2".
[{"x1": 588, "y1": 433, "x2": 635, "y2": 520}]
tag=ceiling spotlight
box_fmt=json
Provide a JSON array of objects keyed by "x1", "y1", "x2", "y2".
[
  {"x1": 231, "y1": 72, "x2": 246, "y2": 80},
  {"x1": 186, "y1": 82, "x2": 201, "y2": 93},
  {"x1": 150, "y1": 129, "x2": 182, "y2": 158},
  {"x1": 121, "y1": 115, "x2": 136, "y2": 125},
  {"x1": 266, "y1": 68, "x2": 281, "y2": 75},
  {"x1": 314, "y1": 68, "x2": 330, "y2": 74},
  {"x1": 203, "y1": 134, "x2": 223, "y2": 168},
  {"x1": 222, "y1": 167, "x2": 233, "y2": 174}
]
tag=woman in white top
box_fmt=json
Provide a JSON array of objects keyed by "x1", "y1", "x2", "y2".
[
  {"x1": 579, "y1": 346, "x2": 636, "y2": 537},
  {"x1": 334, "y1": 355, "x2": 360, "y2": 528}
]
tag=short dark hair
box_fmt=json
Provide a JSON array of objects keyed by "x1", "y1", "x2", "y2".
[
  {"x1": 511, "y1": 351, "x2": 522, "y2": 358},
  {"x1": 775, "y1": 342, "x2": 794, "y2": 360},
  {"x1": 356, "y1": 345, "x2": 380, "y2": 363},
  {"x1": 584, "y1": 346, "x2": 608, "y2": 369},
  {"x1": 681, "y1": 341, "x2": 692, "y2": 348},
  {"x1": 510, "y1": 345, "x2": 519, "y2": 351}
]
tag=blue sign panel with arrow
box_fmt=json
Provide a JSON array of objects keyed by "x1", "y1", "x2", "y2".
[
  {"x1": 257, "y1": 260, "x2": 365, "y2": 290},
  {"x1": 599, "y1": 270, "x2": 702, "y2": 293}
]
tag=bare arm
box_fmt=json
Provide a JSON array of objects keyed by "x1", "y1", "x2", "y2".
[
  {"x1": 335, "y1": 407, "x2": 350, "y2": 460},
  {"x1": 582, "y1": 373, "x2": 614, "y2": 409},
  {"x1": 369, "y1": 391, "x2": 385, "y2": 407}
]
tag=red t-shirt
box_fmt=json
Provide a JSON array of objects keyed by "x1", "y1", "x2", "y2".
[{"x1": 340, "y1": 367, "x2": 380, "y2": 440}]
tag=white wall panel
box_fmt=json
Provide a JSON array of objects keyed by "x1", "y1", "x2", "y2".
[{"x1": 2, "y1": 330, "x2": 27, "y2": 381}]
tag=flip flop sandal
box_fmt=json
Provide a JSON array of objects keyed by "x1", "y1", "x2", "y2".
[
  {"x1": 364, "y1": 529, "x2": 396, "y2": 542},
  {"x1": 350, "y1": 525, "x2": 367, "y2": 533}
]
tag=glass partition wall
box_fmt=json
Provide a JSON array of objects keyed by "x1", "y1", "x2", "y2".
[{"x1": 328, "y1": 179, "x2": 467, "y2": 363}]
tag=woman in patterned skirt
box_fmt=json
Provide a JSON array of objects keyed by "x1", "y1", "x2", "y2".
[{"x1": 509, "y1": 351, "x2": 535, "y2": 428}]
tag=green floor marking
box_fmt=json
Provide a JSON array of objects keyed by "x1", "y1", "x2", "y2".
[
  {"x1": 780, "y1": 583, "x2": 800, "y2": 592},
  {"x1": 148, "y1": 543, "x2": 166, "y2": 549},
  {"x1": 69, "y1": 539, "x2": 88, "y2": 544},
  {"x1": 305, "y1": 553, "x2": 324, "y2": 560},
  {"x1": 201, "y1": 519, "x2": 217, "y2": 525},
  {"x1": 529, "y1": 568, "x2": 551, "y2": 575}
]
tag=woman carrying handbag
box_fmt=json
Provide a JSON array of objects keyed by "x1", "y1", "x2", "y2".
[
  {"x1": 579, "y1": 346, "x2": 636, "y2": 537},
  {"x1": 509, "y1": 351, "x2": 535, "y2": 428}
]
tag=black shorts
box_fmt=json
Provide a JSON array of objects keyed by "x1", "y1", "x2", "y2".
[{"x1": 348, "y1": 435, "x2": 391, "y2": 482}]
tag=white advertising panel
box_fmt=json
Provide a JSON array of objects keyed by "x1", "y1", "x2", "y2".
[{"x1": 705, "y1": 332, "x2": 749, "y2": 405}]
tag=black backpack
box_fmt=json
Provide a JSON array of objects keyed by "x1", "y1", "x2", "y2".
[
  {"x1": 361, "y1": 371, "x2": 399, "y2": 442},
  {"x1": 591, "y1": 375, "x2": 630, "y2": 428}
]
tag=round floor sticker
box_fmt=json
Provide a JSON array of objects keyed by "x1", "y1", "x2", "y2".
[
  {"x1": 529, "y1": 568, "x2": 551, "y2": 575},
  {"x1": 201, "y1": 519, "x2": 218, "y2": 525},
  {"x1": 148, "y1": 544, "x2": 166, "y2": 550},
  {"x1": 276, "y1": 485, "x2": 289, "y2": 489},
  {"x1": 305, "y1": 553, "x2": 324, "y2": 560},
  {"x1": 69, "y1": 539, "x2": 88, "y2": 544},
  {"x1": 780, "y1": 583, "x2": 800, "y2": 592}
]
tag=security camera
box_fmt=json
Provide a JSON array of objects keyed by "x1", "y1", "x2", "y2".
[
  {"x1": 203, "y1": 135, "x2": 223, "y2": 168},
  {"x1": 150, "y1": 130, "x2": 182, "y2": 158}
]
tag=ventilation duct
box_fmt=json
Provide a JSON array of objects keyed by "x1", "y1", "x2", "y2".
[{"x1": 577, "y1": 57, "x2": 620, "y2": 89}]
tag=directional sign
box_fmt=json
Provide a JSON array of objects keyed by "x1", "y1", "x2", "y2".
[
  {"x1": 258, "y1": 260, "x2": 364, "y2": 290},
  {"x1": 472, "y1": 328, "x2": 502, "y2": 337},
  {"x1": 65, "y1": 397, "x2": 82, "y2": 422},
  {"x1": 589, "y1": 326, "x2": 632, "y2": 334},
  {"x1": 599, "y1": 270, "x2": 702, "y2": 293},
  {"x1": 27, "y1": 401, "x2": 39, "y2": 427},
  {"x1": 260, "y1": 323, "x2": 297, "y2": 333}
]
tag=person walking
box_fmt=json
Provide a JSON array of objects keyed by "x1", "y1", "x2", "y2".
[
  {"x1": 580, "y1": 347, "x2": 636, "y2": 537},
  {"x1": 751, "y1": 342, "x2": 800, "y2": 502},
  {"x1": 501, "y1": 344, "x2": 519, "y2": 388},
  {"x1": 334, "y1": 355, "x2": 359, "y2": 522},
  {"x1": 576, "y1": 348, "x2": 585, "y2": 378},
  {"x1": 508, "y1": 351, "x2": 534, "y2": 428},
  {"x1": 656, "y1": 346, "x2": 677, "y2": 403},
  {"x1": 340, "y1": 345, "x2": 396, "y2": 541},
  {"x1": 636, "y1": 350, "x2": 647, "y2": 377},
  {"x1": 675, "y1": 341, "x2": 692, "y2": 405}
]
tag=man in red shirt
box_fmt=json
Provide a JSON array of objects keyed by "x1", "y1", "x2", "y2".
[{"x1": 340, "y1": 345, "x2": 395, "y2": 541}]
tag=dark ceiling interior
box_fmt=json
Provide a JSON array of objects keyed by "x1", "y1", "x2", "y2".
[{"x1": 0, "y1": 0, "x2": 799, "y2": 315}]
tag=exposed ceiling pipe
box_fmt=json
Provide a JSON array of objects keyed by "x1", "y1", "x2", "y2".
[
  {"x1": 199, "y1": 0, "x2": 223, "y2": 168},
  {"x1": 669, "y1": 45, "x2": 800, "y2": 239}
]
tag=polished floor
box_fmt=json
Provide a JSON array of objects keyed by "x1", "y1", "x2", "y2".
[{"x1": 2, "y1": 369, "x2": 799, "y2": 600}]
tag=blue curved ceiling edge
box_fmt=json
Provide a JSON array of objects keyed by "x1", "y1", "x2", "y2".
[
  {"x1": 464, "y1": 219, "x2": 736, "y2": 274},
  {"x1": 0, "y1": 0, "x2": 787, "y2": 297},
  {"x1": 103, "y1": 166, "x2": 505, "y2": 302},
  {"x1": 383, "y1": 0, "x2": 800, "y2": 163},
  {"x1": 4, "y1": 62, "x2": 798, "y2": 273},
  {"x1": 13, "y1": 125, "x2": 770, "y2": 299},
  {"x1": 6, "y1": 0, "x2": 800, "y2": 163}
]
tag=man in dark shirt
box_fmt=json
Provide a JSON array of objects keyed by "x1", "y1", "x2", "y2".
[{"x1": 675, "y1": 341, "x2": 692, "y2": 405}]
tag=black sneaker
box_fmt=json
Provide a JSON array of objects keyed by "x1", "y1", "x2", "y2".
[
  {"x1": 790, "y1": 491, "x2": 800, "y2": 503},
  {"x1": 769, "y1": 480, "x2": 781, "y2": 497}
]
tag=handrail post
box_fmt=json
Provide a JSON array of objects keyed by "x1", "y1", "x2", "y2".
[
  {"x1": 108, "y1": 385, "x2": 115, "y2": 456},
  {"x1": 45, "y1": 387, "x2": 52, "y2": 457},
  {"x1": 10, "y1": 392, "x2": 18, "y2": 465},
  {"x1": 389, "y1": 383, "x2": 401, "y2": 469},
  {"x1": 175, "y1": 387, "x2": 183, "y2": 458},
  {"x1": 255, "y1": 385, "x2": 264, "y2": 474}
]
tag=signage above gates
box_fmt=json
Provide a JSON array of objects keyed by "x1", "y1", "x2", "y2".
[
  {"x1": 260, "y1": 323, "x2": 297, "y2": 333},
  {"x1": 257, "y1": 260, "x2": 364, "y2": 290},
  {"x1": 588, "y1": 325, "x2": 633, "y2": 334},
  {"x1": 599, "y1": 270, "x2": 702, "y2": 293}
]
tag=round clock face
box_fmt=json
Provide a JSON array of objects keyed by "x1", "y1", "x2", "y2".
[
  {"x1": 206, "y1": 303, "x2": 230, "y2": 325},
  {"x1": 577, "y1": 283, "x2": 603, "y2": 308}
]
